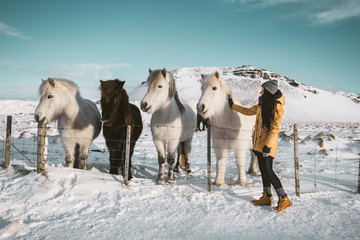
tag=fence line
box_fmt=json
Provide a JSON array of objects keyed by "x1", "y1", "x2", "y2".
[{"x1": 1, "y1": 116, "x2": 359, "y2": 194}]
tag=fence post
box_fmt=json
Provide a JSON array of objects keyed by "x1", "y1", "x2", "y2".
[
  {"x1": 294, "y1": 123, "x2": 300, "y2": 197},
  {"x1": 124, "y1": 125, "x2": 131, "y2": 186},
  {"x1": 207, "y1": 124, "x2": 211, "y2": 192},
  {"x1": 4, "y1": 116, "x2": 12, "y2": 168},
  {"x1": 37, "y1": 123, "x2": 47, "y2": 175},
  {"x1": 357, "y1": 158, "x2": 360, "y2": 194}
]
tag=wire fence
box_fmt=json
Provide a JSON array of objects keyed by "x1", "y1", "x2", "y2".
[{"x1": 1, "y1": 115, "x2": 359, "y2": 195}]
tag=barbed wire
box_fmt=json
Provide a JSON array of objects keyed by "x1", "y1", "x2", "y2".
[{"x1": 1, "y1": 117, "x2": 359, "y2": 193}]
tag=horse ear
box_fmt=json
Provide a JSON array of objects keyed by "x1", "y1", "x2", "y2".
[
  {"x1": 100, "y1": 80, "x2": 103, "y2": 84},
  {"x1": 48, "y1": 78, "x2": 55, "y2": 87},
  {"x1": 162, "y1": 68, "x2": 167, "y2": 78},
  {"x1": 119, "y1": 80, "x2": 125, "y2": 88},
  {"x1": 215, "y1": 71, "x2": 220, "y2": 79},
  {"x1": 201, "y1": 74, "x2": 206, "y2": 80},
  {"x1": 149, "y1": 68, "x2": 152, "y2": 74}
]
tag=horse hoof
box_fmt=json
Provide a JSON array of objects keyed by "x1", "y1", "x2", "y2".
[
  {"x1": 81, "y1": 165, "x2": 89, "y2": 170},
  {"x1": 174, "y1": 166, "x2": 179, "y2": 173},
  {"x1": 238, "y1": 180, "x2": 248, "y2": 186},
  {"x1": 214, "y1": 180, "x2": 224, "y2": 186},
  {"x1": 156, "y1": 177, "x2": 165, "y2": 185},
  {"x1": 186, "y1": 169, "x2": 191, "y2": 173}
]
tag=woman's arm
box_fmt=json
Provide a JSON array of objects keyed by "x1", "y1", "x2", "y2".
[{"x1": 232, "y1": 104, "x2": 258, "y2": 116}]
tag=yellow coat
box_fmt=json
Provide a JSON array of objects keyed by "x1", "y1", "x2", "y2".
[{"x1": 232, "y1": 93, "x2": 285, "y2": 158}]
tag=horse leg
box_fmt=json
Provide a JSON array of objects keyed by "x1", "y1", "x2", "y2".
[
  {"x1": 234, "y1": 147, "x2": 248, "y2": 186},
  {"x1": 214, "y1": 146, "x2": 227, "y2": 186},
  {"x1": 109, "y1": 149, "x2": 119, "y2": 175},
  {"x1": 157, "y1": 155, "x2": 166, "y2": 184},
  {"x1": 184, "y1": 138, "x2": 192, "y2": 173},
  {"x1": 247, "y1": 150, "x2": 258, "y2": 174},
  {"x1": 74, "y1": 144, "x2": 80, "y2": 168},
  {"x1": 80, "y1": 145, "x2": 89, "y2": 170},
  {"x1": 64, "y1": 144, "x2": 76, "y2": 168},
  {"x1": 167, "y1": 152, "x2": 175, "y2": 183},
  {"x1": 174, "y1": 143, "x2": 184, "y2": 172},
  {"x1": 155, "y1": 141, "x2": 166, "y2": 184}
]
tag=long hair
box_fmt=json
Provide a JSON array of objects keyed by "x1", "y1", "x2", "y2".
[{"x1": 259, "y1": 89, "x2": 278, "y2": 130}]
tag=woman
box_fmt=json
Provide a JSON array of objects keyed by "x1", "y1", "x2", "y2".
[{"x1": 228, "y1": 80, "x2": 292, "y2": 212}]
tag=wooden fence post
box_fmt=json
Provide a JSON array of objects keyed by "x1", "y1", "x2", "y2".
[
  {"x1": 4, "y1": 116, "x2": 12, "y2": 168},
  {"x1": 37, "y1": 123, "x2": 47, "y2": 175},
  {"x1": 207, "y1": 124, "x2": 211, "y2": 192},
  {"x1": 124, "y1": 125, "x2": 131, "y2": 186},
  {"x1": 294, "y1": 123, "x2": 300, "y2": 197},
  {"x1": 357, "y1": 158, "x2": 360, "y2": 194}
]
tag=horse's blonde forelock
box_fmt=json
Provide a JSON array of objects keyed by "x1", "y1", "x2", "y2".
[
  {"x1": 202, "y1": 72, "x2": 234, "y2": 99},
  {"x1": 38, "y1": 78, "x2": 79, "y2": 96},
  {"x1": 146, "y1": 69, "x2": 185, "y2": 114},
  {"x1": 147, "y1": 69, "x2": 176, "y2": 99}
]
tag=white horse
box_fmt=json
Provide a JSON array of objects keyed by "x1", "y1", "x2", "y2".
[
  {"x1": 34, "y1": 78, "x2": 101, "y2": 170},
  {"x1": 197, "y1": 71, "x2": 256, "y2": 186},
  {"x1": 140, "y1": 68, "x2": 197, "y2": 184}
]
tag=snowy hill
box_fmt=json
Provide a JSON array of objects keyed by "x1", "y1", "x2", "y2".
[
  {"x1": 129, "y1": 66, "x2": 360, "y2": 122},
  {"x1": 0, "y1": 66, "x2": 360, "y2": 239}
]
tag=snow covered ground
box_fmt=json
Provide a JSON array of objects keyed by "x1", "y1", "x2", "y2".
[{"x1": 1, "y1": 66, "x2": 360, "y2": 239}]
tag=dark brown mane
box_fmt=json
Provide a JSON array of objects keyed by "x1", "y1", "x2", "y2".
[{"x1": 99, "y1": 79, "x2": 130, "y2": 124}]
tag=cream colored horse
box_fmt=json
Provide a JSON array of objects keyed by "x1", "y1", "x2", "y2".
[
  {"x1": 141, "y1": 69, "x2": 197, "y2": 184},
  {"x1": 197, "y1": 72, "x2": 256, "y2": 186},
  {"x1": 34, "y1": 78, "x2": 101, "y2": 170}
]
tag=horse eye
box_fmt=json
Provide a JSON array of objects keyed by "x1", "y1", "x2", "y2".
[
  {"x1": 213, "y1": 87, "x2": 217, "y2": 90},
  {"x1": 48, "y1": 95, "x2": 54, "y2": 99},
  {"x1": 158, "y1": 85, "x2": 162, "y2": 88}
]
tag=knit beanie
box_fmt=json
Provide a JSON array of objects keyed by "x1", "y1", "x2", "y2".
[{"x1": 261, "y1": 80, "x2": 278, "y2": 95}]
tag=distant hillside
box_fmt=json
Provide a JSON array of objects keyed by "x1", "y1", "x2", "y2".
[{"x1": 129, "y1": 66, "x2": 360, "y2": 123}]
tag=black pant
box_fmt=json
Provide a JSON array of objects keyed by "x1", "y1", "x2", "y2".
[{"x1": 255, "y1": 152, "x2": 283, "y2": 191}]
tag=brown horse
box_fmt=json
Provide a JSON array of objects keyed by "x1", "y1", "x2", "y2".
[{"x1": 99, "y1": 79, "x2": 143, "y2": 180}]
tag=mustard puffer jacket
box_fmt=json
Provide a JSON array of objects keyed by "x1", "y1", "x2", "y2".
[{"x1": 232, "y1": 91, "x2": 285, "y2": 158}]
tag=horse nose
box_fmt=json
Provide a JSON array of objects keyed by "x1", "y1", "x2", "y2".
[
  {"x1": 34, "y1": 113, "x2": 45, "y2": 123},
  {"x1": 140, "y1": 101, "x2": 148, "y2": 112},
  {"x1": 197, "y1": 103, "x2": 205, "y2": 113}
]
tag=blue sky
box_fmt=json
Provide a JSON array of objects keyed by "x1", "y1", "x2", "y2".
[{"x1": 0, "y1": 0, "x2": 359, "y2": 100}]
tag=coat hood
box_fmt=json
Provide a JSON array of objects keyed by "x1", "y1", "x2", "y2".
[{"x1": 274, "y1": 90, "x2": 285, "y2": 106}]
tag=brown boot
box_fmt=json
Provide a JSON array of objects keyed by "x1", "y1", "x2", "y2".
[
  {"x1": 252, "y1": 192, "x2": 272, "y2": 206},
  {"x1": 274, "y1": 196, "x2": 292, "y2": 212}
]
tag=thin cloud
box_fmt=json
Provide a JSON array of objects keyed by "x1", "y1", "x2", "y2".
[
  {"x1": 0, "y1": 60, "x2": 22, "y2": 68},
  {"x1": 0, "y1": 21, "x2": 30, "y2": 40},
  {"x1": 311, "y1": 0, "x2": 360, "y2": 24},
  {"x1": 41, "y1": 63, "x2": 131, "y2": 80},
  {"x1": 223, "y1": 0, "x2": 360, "y2": 24}
]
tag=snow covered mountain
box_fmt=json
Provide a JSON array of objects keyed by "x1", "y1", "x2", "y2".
[{"x1": 129, "y1": 66, "x2": 360, "y2": 123}]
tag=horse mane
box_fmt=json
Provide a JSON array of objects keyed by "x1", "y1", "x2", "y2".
[
  {"x1": 100, "y1": 79, "x2": 132, "y2": 124},
  {"x1": 147, "y1": 69, "x2": 185, "y2": 114},
  {"x1": 39, "y1": 78, "x2": 79, "y2": 96}
]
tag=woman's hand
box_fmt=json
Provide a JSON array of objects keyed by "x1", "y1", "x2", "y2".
[
  {"x1": 262, "y1": 145, "x2": 271, "y2": 157},
  {"x1": 228, "y1": 95, "x2": 234, "y2": 108}
]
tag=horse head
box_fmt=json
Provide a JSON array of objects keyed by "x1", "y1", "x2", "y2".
[
  {"x1": 99, "y1": 79, "x2": 127, "y2": 124},
  {"x1": 34, "y1": 78, "x2": 77, "y2": 124},
  {"x1": 197, "y1": 71, "x2": 230, "y2": 119},
  {"x1": 140, "y1": 68, "x2": 176, "y2": 114}
]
